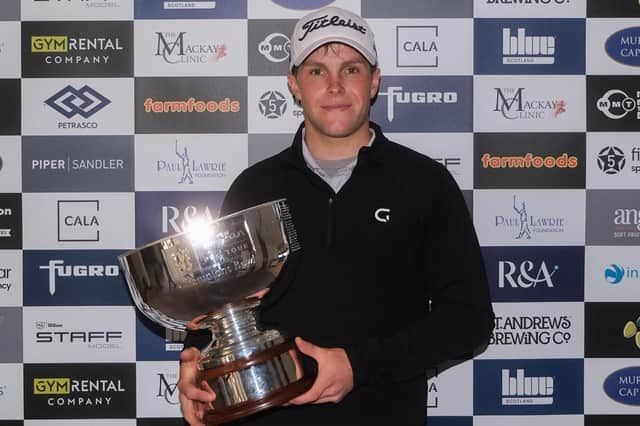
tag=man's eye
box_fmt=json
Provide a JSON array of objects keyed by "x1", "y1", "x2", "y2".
[{"x1": 309, "y1": 68, "x2": 323, "y2": 76}]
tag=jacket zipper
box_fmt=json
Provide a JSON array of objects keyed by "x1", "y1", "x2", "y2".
[{"x1": 327, "y1": 197, "x2": 333, "y2": 248}]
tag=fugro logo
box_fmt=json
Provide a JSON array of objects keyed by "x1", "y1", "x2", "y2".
[
  {"x1": 502, "y1": 368, "x2": 554, "y2": 405},
  {"x1": 39, "y1": 259, "x2": 119, "y2": 295},
  {"x1": 604, "y1": 367, "x2": 640, "y2": 405},
  {"x1": 379, "y1": 86, "x2": 457, "y2": 122},
  {"x1": 605, "y1": 27, "x2": 640, "y2": 67}
]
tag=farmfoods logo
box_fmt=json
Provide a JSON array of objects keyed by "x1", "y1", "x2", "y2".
[
  {"x1": 481, "y1": 153, "x2": 578, "y2": 169},
  {"x1": 143, "y1": 97, "x2": 240, "y2": 113}
]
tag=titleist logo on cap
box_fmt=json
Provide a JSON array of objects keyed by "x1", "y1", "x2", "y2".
[{"x1": 298, "y1": 14, "x2": 367, "y2": 41}]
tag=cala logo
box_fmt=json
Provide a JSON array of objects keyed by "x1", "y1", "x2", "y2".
[
  {"x1": 603, "y1": 366, "x2": 640, "y2": 405},
  {"x1": 605, "y1": 27, "x2": 640, "y2": 67}
]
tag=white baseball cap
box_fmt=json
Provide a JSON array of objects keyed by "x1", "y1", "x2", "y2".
[{"x1": 289, "y1": 6, "x2": 378, "y2": 72}]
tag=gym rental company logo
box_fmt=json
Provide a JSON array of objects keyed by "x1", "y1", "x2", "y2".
[
  {"x1": 495, "y1": 195, "x2": 565, "y2": 240},
  {"x1": 45, "y1": 85, "x2": 110, "y2": 129},
  {"x1": 24, "y1": 363, "x2": 136, "y2": 418},
  {"x1": 473, "y1": 359, "x2": 583, "y2": 415},
  {"x1": 57, "y1": 199, "x2": 100, "y2": 242},
  {"x1": 23, "y1": 21, "x2": 132, "y2": 77},
  {"x1": 258, "y1": 32, "x2": 290, "y2": 63},
  {"x1": 604, "y1": 367, "x2": 640, "y2": 406},
  {"x1": 156, "y1": 140, "x2": 227, "y2": 185},
  {"x1": 155, "y1": 31, "x2": 227, "y2": 65},
  {"x1": 606, "y1": 27, "x2": 640, "y2": 67},
  {"x1": 494, "y1": 87, "x2": 566, "y2": 120},
  {"x1": 372, "y1": 76, "x2": 472, "y2": 132},
  {"x1": 396, "y1": 25, "x2": 438, "y2": 68}
]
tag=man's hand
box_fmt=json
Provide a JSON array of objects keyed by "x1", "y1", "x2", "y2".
[
  {"x1": 178, "y1": 347, "x2": 216, "y2": 426},
  {"x1": 288, "y1": 337, "x2": 354, "y2": 405}
]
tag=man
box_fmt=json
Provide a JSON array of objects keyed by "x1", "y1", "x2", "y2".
[{"x1": 178, "y1": 6, "x2": 494, "y2": 425}]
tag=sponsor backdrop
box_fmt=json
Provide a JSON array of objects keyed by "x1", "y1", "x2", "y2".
[{"x1": 0, "y1": 0, "x2": 639, "y2": 424}]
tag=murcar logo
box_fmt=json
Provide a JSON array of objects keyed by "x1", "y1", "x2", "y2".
[
  {"x1": 605, "y1": 27, "x2": 640, "y2": 67},
  {"x1": 604, "y1": 366, "x2": 640, "y2": 405}
]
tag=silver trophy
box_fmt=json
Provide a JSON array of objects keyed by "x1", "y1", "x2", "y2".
[{"x1": 119, "y1": 199, "x2": 313, "y2": 424}]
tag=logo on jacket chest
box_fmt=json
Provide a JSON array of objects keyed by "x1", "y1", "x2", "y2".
[{"x1": 374, "y1": 208, "x2": 391, "y2": 223}]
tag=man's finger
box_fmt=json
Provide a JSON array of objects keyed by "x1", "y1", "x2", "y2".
[
  {"x1": 179, "y1": 393, "x2": 205, "y2": 426},
  {"x1": 180, "y1": 347, "x2": 200, "y2": 363},
  {"x1": 295, "y1": 337, "x2": 318, "y2": 358}
]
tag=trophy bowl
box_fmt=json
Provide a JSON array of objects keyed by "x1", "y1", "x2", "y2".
[{"x1": 119, "y1": 199, "x2": 313, "y2": 424}]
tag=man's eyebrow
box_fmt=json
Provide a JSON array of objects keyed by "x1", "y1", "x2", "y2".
[{"x1": 302, "y1": 59, "x2": 367, "y2": 68}]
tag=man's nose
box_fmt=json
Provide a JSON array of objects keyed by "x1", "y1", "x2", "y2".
[{"x1": 326, "y1": 73, "x2": 345, "y2": 93}]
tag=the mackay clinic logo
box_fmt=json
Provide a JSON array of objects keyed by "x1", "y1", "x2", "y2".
[
  {"x1": 57, "y1": 200, "x2": 100, "y2": 242},
  {"x1": 157, "y1": 371, "x2": 179, "y2": 405},
  {"x1": 371, "y1": 76, "x2": 472, "y2": 132},
  {"x1": 155, "y1": 30, "x2": 227, "y2": 65},
  {"x1": 45, "y1": 84, "x2": 111, "y2": 129},
  {"x1": 396, "y1": 25, "x2": 438, "y2": 68},
  {"x1": 24, "y1": 21, "x2": 132, "y2": 77},
  {"x1": 155, "y1": 140, "x2": 227, "y2": 185},
  {"x1": 25, "y1": 364, "x2": 136, "y2": 418},
  {"x1": 494, "y1": 87, "x2": 567, "y2": 120},
  {"x1": 495, "y1": 195, "x2": 565, "y2": 240},
  {"x1": 606, "y1": 27, "x2": 640, "y2": 67}
]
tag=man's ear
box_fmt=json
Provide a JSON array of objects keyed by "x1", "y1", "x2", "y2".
[
  {"x1": 288, "y1": 73, "x2": 301, "y2": 105},
  {"x1": 370, "y1": 67, "x2": 381, "y2": 99}
]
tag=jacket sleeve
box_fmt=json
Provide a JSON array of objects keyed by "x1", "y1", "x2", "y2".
[{"x1": 344, "y1": 166, "x2": 495, "y2": 386}]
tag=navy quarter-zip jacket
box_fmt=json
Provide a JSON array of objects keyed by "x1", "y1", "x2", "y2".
[{"x1": 185, "y1": 122, "x2": 494, "y2": 425}]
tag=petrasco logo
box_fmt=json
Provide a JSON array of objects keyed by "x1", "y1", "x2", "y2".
[
  {"x1": 604, "y1": 367, "x2": 640, "y2": 405},
  {"x1": 503, "y1": 27, "x2": 555, "y2": 64},
  {"x1": 502, "y1": 368, "x2": 554, "y2": 405},
  {"x1": 606, "y1": 27, "x2": 640, "y2": 67},
  {"x1": 45, "y1": 85, "x2": 111, "y2": 119}
]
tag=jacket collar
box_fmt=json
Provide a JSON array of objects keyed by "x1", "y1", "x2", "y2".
[{"x1": 282, "y1": 121, "x2": 387, "y2": 170}]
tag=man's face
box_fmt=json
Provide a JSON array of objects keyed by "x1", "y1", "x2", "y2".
[{"x1": 288, "y1": 43, "x2": 380, "y2": 140}]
